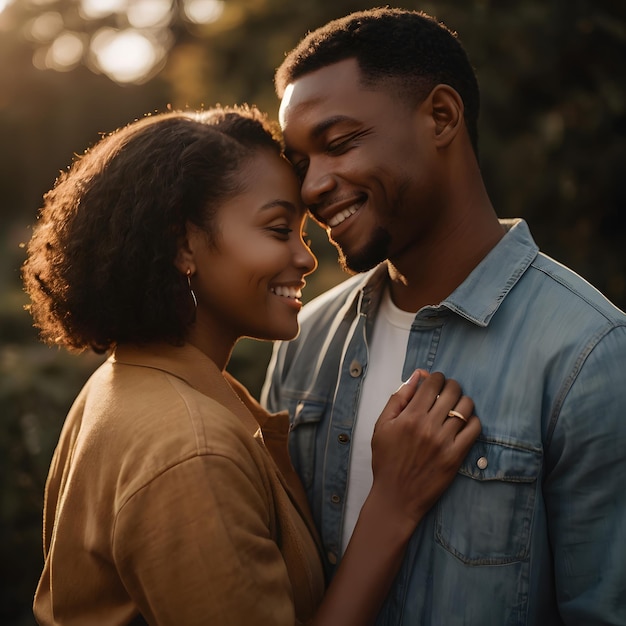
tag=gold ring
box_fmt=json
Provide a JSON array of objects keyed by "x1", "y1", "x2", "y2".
[{"x1": 447, "y1": 409, "x2": 468, "y2": 423}]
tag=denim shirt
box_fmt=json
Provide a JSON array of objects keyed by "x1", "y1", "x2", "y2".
[{"x1": 262, "y1": 219, "x2": 626, "y2": 625}]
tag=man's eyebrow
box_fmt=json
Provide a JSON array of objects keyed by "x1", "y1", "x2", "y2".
[
  {"x1": 284, "y1": 115, "x2": 355, "y2": 161},
  {"x1": 310, "y1": 115, "x2": 354, "y2": 139}
]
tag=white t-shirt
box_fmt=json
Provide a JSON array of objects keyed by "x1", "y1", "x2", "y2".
[{"x1": 341, "y1": 288, "x2": 417, "y2": 553}]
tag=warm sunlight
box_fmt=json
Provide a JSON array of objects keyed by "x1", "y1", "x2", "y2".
[
  {"x1": 47, "y1": 31, "x2": 84, "y2": 70},
  {"x1": 183, "y1": 0, "x2": 224, "y2": 25},
  {"x1": 3, "y1": 0, "x2": 228, "y2": 84},
  {"x1": 79, "y1": 0, "x2": 126, "y2": 20},
  {"x1": 90, "y1": 27, "x2": 164, "y2": 84},
  {"x1": 127, "y1": 0, "x2": 172, "y2": 28},
  {"x1": 27, "y1": 11, "x2": 64, "y2": 42}
]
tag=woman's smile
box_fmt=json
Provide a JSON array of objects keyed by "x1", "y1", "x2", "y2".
[{"x1": 184, "y1": 150, "x2": 316, "y2": 363}]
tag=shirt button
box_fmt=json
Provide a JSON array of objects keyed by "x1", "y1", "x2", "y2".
[
  {"x1": 349, "y1": 360, "x2": 363, "y2": 377},
  {"x1": 330, "y1": 493, "x2": 341, "y2": 504},
  {"x1": 477, "y1": 456, "x2": 488, "y2": 470},
  {"x1": 327, "y1": 552, "x2": 338, "y2": 565},
  {"x1": 338, "y1": 433, "x2": 350, "y2": 444}
]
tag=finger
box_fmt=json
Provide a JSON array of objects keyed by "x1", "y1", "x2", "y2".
[
  {"x1": 443, "y1": 395, "x2": 474, "y2": 433},
  {"x1": 374, "y1": 369, "x2": 427, "y2": 429},
  {"x1": 452, "y1": 414, "x2": 481, "y2": 448},
  {"x1": 448, "y1": 395, "x2": 474, "y2": 422},
  {"x1": 402, "y1": 371, "x2": 446, "y2": 414},
  {"x1": 388, "y1": 372, "x2": 448, "y2": 428},
  {"x1": 429, "y1": 377, "x2": 462, "y2": 424}
]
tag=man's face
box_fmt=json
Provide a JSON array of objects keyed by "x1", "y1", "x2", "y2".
[{"x1": 279, "y1": 58, "x2": 439, "y2": 273}]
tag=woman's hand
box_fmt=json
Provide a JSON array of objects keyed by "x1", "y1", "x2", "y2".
[
  {"x1": 314, "y1": 370, "x2": 480, "y2": 626},
  {"x1": 370, "y1": 370, "x2": 480, "y2": 530}
]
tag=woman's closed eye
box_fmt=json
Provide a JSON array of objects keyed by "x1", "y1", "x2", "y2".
[{"x1": 268, "y1": 226, "x2": 293, "y2": 238}]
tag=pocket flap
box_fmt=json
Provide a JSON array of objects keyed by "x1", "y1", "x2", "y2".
[{"x1": 459, "y1": 438, "x2": 542, "y2": 483}]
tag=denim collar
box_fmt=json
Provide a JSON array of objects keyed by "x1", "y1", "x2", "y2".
[{"x1": 354, "y1": 218, "x2": 539, "y2": 327}]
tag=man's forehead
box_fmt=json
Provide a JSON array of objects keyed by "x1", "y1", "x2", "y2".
[
  {"x1": 278, "y1": 59, "x2": 362, "y2": 128},
  {"x1": 278, "y1": 83, "x2": 295, "y2": 128}
]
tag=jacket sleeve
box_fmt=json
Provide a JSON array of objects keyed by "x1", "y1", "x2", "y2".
[
  {"x1": 544, "y1": 324, "x2": 626, "y2": 624},
  {"x1": 112, "y1": 452, "x2": 297, "y2": 626},
  {"x1": 261, "y1": 339, "x2": 290, "y2": 414}
]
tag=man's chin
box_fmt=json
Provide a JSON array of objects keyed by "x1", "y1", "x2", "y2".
[
  {"x1": 335, "y1": 227, "x2": 390, "y2": 274},
  {"x1": 339, "y1": 251, "x2": 377, "y2": 274}
]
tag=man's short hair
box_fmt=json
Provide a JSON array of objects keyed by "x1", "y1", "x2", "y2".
[{"x1": 275, "y1": 8, "x2": 480, "y2": 154}]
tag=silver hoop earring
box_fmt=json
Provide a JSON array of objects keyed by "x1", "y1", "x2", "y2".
[{"x1": 186, "y1": 269, "x2": 197, "y2": 310}]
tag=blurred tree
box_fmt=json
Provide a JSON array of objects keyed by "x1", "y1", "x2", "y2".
[
  {"x1": 0, "y1": 345, "x2": 104, "y2": 624},
  {"x1": 0, "y1": 0, "x2": 624, "y2": 623},
  {"x1": 472, "y1": 0, "x2": 626, "y2": 306}
]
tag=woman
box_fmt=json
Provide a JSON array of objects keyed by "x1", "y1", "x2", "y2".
[{"x1": 23, "y1": 106, "x2": 480, "y2": 625}]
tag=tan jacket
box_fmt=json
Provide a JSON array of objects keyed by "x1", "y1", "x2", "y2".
[{"x1": 34, "y1": 343, "x2": 325, "y2": 626}]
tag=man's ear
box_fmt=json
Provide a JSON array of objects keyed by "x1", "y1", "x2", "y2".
[
  {"x1": 174, "y1": 222, "x2": 196, "y2": 275},
  {"x1": 430, "y1": 84, "x2": 464, "y2": 148}
]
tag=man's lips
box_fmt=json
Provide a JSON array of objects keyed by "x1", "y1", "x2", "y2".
[
  {"x1": 327, "y1": 203, "x2": 359, "y2": 227},
  {"x1": 313, "y1": 196, "x2": 365, "y2": 228}
]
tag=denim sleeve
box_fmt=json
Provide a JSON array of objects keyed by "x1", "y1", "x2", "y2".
[
  {"x1": 544, "y1": 324, "x2": 626, "y2": 624},
  {"x1": 261, "y1": 340, "x2": 288, "y2": 413}
]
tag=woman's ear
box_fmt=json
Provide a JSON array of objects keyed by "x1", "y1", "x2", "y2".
[
  {"x1": 174, "y1": 222, "x2": 195, "y2": 275},
  {"x1": 430, "y1": 84, "x2": 464, "y2": 148}
]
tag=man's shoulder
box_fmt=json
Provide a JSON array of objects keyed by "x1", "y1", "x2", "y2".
[
  {"x1": 528, "y1": 252, "x2": 626, "y2": 327},
  {"x1": 299, "y1": 271, "x2": 373, "y2": 325}
]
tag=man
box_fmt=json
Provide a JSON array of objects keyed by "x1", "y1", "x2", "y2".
[{"x1": 262, "y1": 7, "x2": 626, "y2": 625}]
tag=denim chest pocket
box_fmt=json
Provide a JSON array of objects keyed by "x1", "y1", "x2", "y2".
[
  {"x1": 287, "y1": 398, "x2": 326, "y2": 491},
  {"x1": 435, "y1": 439, "x2": 542, "y2": 565}
]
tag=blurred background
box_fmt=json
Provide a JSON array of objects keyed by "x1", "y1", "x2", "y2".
[{"x1": 1, "y1": 0, "x2": 624, "y2": 622}]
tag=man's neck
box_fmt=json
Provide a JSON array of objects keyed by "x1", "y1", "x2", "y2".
[{"x1": 387, "y1": 214, "x2": 505, "y2": 313}]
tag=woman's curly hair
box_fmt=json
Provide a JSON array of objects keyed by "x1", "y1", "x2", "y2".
[{"x1": 22, "y1": 106, "x2": 283, "y2": 353}]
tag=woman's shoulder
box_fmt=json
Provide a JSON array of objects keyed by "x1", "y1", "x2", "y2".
[{"x1": 62, "y1": 357, "x2": 271, "y2": 505}]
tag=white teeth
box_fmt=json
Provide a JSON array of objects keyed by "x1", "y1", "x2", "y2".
[
  {"x1": 270, "y1": 285, "x2": 302, "y2": 299},
  {"x1": 328, "y1": 204, "x2": 359, "y2": 228}
]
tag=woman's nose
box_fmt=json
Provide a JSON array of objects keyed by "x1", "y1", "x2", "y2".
[{"x1": 294, "y1": 236, "x2": 317, "y2": 276}]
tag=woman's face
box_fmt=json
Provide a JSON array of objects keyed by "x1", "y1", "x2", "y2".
[{"x1": 185, "y1": 150, "x2": 317, "y2": 354}]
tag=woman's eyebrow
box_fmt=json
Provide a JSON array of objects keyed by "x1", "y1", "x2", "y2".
[{"x1": 259, "y1": 200, "x2": 298, "y2": 213}]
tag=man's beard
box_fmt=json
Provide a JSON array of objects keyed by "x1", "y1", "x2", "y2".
[{"x1": 334, "y1": 225, "x2": 391, "y2": 274}]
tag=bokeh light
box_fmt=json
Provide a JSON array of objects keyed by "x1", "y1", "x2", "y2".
[
  {"x1": 183, "y1": 0, "x2": 224, "y2": 25},
  {"x1": 47, "y1": 31, "x2": 84, "y2": 70},
  {"x1": 127, "y1": 0, "x2": 172, "y2": 28},
  {"x1": 5, "y1": 0, "x2": 229, "y2": 84},
  {"x1": 90, "y1": 27, "x2": 166, "y2": 83},
  {"x1": 79, "y1": 0, "x2": 126, "y2": 20},
  {"x1": 26, "y1": 11, "x2": 63, "y2": 42}
]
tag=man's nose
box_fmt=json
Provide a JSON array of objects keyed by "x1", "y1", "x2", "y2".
[{"x1": 301, "y1": 160, "x2": 336, "y2": 207}]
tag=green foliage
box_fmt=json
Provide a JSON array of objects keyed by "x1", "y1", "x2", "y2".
[
  {"x1": 0, "y1": 0, "x2": 624, "y2": 622},
  {"x1": 0, "y1": 341, "x2": 103, "y2": 624}
]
